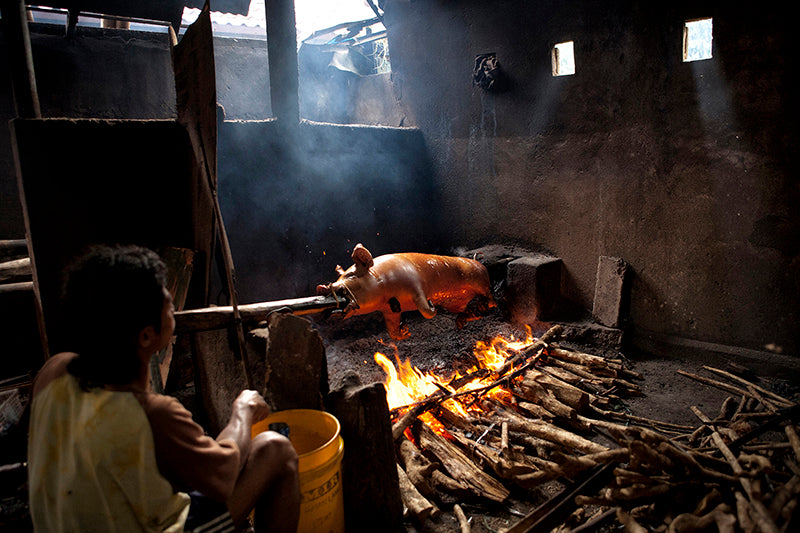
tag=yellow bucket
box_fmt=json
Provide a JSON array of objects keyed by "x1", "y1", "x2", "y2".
[{"x1": 252, "y1": 409, "x2": 345, "y2": 533}]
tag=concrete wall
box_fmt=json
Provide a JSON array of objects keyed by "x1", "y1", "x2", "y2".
[{"x1": 380, "y1": 0, "x2": 798, "y2": 355}]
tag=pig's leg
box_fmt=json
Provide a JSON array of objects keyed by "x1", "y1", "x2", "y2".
[
  {"x1": 383, "y1": 311, "x2": 409, "y2": 340},
  {"x1": 455, "y1": 295, "x2": 495, "y2": 329},
  {"x1": 411, "y1": 290, "x2": 437, "y2": 319}
]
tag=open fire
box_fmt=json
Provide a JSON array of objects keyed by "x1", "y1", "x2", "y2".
[
  {"x1": 375, "y1": 326, "x2": 535, "y2": 423},
  {"x1": 370, "y1": 324, "x2": 800, "y2": 533}
]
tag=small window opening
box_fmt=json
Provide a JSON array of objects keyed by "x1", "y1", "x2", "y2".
[
  {"x1": 683, "y1": 18, "x2": 713, "y2": 62},
  {"x1": 552, "y1": 41, "x2": 575, "y2": 76}
]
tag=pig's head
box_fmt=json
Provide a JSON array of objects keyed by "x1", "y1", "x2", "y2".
[{"x1": 316, "y1": 243, "x2": 376, "y2": 318}]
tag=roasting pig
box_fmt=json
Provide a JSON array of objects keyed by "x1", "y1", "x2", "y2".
[{"x1": 316, "y1": 243, "x2": 495, "y2": 339}]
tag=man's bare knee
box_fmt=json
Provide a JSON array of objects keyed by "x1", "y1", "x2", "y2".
[{"x1": 250, "y1": 431, "x2": 298, "y2": 475}]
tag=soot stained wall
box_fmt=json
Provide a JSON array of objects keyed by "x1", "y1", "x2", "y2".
[
  {"x1": 216, "y1": 119, "x2": 442, "y2": 303},
  {"x1": 380, "y1": 0, "x2": 798, "y2": 355},
  {"x1": 1, "y1": 2, "x2": 796, "y2": 360},
  {"x1": 0, "y1": 24, "x2": 177, "y2": 237}
]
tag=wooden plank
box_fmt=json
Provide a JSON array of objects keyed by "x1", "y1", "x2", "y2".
[
  {"x1": 0, "y1": 258, "x2": 31, "y2": 283},
  {"x1": 173, "y1": 294, "x2": 346, "y2": 334}
]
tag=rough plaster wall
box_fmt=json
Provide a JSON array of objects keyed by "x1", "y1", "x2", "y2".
[
  {"x1": 0, "y1": 24, "x2": 177, "y2": 238},
  {"x1": 382, "y1": 0, "x2": 798, "y2": 354},
  {"x1": 216, "y1": 119, "x2": 443, "y2": 304},
  {"x1": 1, "y1": 3, "x2": 795, "y2": 358}
]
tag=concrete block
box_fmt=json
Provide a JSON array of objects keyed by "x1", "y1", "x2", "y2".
[
  {"x1": 557, "y1": 320, "x2": 625, "y2": 355},
  {"x1": 592, "y1": 256, "x2": 630, "y2": 328},
  {"x1": 505, "y1": 255, "x2": 562, "y2": 325}
]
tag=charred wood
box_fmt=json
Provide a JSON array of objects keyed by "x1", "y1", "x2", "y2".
[{"x1": 417, "y1": 423, "x2": 510, "y2": 503}]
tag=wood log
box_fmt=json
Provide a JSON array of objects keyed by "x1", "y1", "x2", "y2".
[
  {"x1": 549, "y1": 358, "x2": 642, "y2": 396},
  {"x1": 548, "y1": 346, "x2": 619, "y2": 376},
  {"x1": 327, "y1": 380, "x2": 404, "y2": 531},
  {"x1": 0, "y1": 239, "x2": 27, "y2": 261},
  {"x1": 541, "y1": 364, "x2": 605, "y2": 393},
  {"x1": 524, "y1": 369, "x2": 590, "y2": 411},
  {"x1": 690, "y1": 406, "x2": 780, "y2": 533},
  {"x1": 701, "y1": 366, "x2": 795, "y2": 408},
  {"x1": 493, "y1": 405, "x2": 608, "y2": 454},
  {"x1": 397, "y1": 438, "x2": 437, "y2": 498},
  {"x1": 603, "y1": 482, "x2": 672, "y2": 502},
  {"x1": 453, "y1": 504, "x2": 471, "y2": 533},
  {"x1": 393, "y1": 401, "x2": 433, "y2": 441},
  {"x1": 768, "y1": 474, "x2": 800, "y2": 519},
  {"x1": 0, "y1": 281, "x2": 32, "y2": 295},
  {"x1": 614, "y1": 468, "x2": 670, "y2": 485},
  {"x1": 679, "y1": 371, "x2": 777, "y2": 410},
  {"x1": 430, "y1": 470, "x2": 471, "y2": 498},
  {"x1": 434, "y1": 405, "x2": 482, "y2": 436},
  {"x1": 616, "y1": 508, "x2": 648, "y2": 533},
  {"x1": 513, "y1": 448, "x2": 629, "y2": 488},
  {"x1": 667, "y1": 504, "x2": 734, "y2": 533},
  {"x1": 418, "y1": 423, "x2": 510, "y2": 503},
  {"x1": 255, "y1": 313, "x2": 327, "y2": 410},
  {"x1": 493, "y1": 324, "x2": 563, "y2": 376},
  {"x1": 515, "y1": 380, "x2": 576, "y2": 420},
  {"x1": 547, "y1": 346, "x2": 643, "y2": 382},
  {"x1": 448, "y1": 429, "x2": 539, "y2": 481},
  {"x1": 785, "y1": 424, "x2": 800, "y2": 464},
  {"x1": 588, "y1": 405, "x2": 695, "y2": 433},
  {"x1": 569, "y1": 508, "x2": 618, "y2": 533},
  {"x1": 0, "y1": 257, "x2": 30, "y2": 283},
  {"x1": 397, "y1": 463, "x2": 439, "y2": 521},
  {"x1": 507, "y1": 430, "x2": 567, "y2": 457},
  {"x1": 656, "y1": 440, "x2": 742, "y2": 483},
  {"x1": 514, "y1": 399, "x2": 557, "y2": 421},
  {"x1": 735, "y1": 491, "x2": 756, "y2": 533},
  {"x1": 398, "y1": 436, "x2": 470, "y2": 503}
]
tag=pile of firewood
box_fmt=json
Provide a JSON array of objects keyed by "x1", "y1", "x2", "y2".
[{"x1": 390, "y1": 325, "x2": 799, "y2": 533}]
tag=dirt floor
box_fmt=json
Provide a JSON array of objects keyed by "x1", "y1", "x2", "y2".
[{"x1": 310, "y1": 307, "x2": 800, "y2": 532}]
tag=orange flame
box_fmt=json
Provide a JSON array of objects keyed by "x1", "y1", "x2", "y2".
[{"x1": 376, "y1": 326, "x2": 537, "y2": 429}]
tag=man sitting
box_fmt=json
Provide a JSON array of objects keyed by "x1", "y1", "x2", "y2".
[{"x1": 28, "y1": 244, "x2": 300, "y2": 532}]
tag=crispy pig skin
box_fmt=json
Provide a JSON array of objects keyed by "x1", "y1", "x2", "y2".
[{"x1": 317, "y1": 243, "x2": 495, "y2": 339}]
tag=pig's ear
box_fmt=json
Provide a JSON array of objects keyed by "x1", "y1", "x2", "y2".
[
  {"x1": 316, "y1": 284, "x2": 331, "y2": 295},
  {"x1": 352, "y1": 243, "x2": 374, "y2": 274}
]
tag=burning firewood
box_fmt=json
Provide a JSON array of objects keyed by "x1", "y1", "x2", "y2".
[
  {"x1": 371, "y1": 320, "x2": 798, "y2": 533},
  {"x1": 417, "y1": 423, "x2": 510, "y2": 503}
]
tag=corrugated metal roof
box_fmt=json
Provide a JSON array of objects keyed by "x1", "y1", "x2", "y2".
[
  {"x1": 182, "y1": 0, "x2": 265, "y2": 28},
  {"x1": 182, "y1": 0, "x2": 380, "y2": 42}
]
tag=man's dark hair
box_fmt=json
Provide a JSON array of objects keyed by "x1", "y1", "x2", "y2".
[{"x1": 61, "y1": 244, "x2": 168, "y2": 389}]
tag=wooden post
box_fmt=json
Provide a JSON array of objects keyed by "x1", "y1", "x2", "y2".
[
  {"x1": 327, "y1": 379, "x2": 404, "y2": 532},
  {"x1": 265, "y1": 0, "x2": 300, "y2": 125}
]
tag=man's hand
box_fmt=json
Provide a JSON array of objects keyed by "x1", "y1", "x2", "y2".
[
  {"x1": 219, "y1": 390, "x2": 274, "y2": 470},
  {"x1": 233, "y1": 389, "x2": 272, "y2": 426}
]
